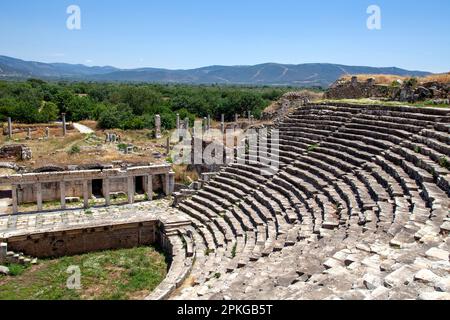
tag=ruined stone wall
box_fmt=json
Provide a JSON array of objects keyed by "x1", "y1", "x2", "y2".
[
  {"x1": 325, "y1": 80, "x2": 394, "y2": 100},
  {"x1": 325, "y1": 77, "x2": 450, "y2": 103},
  {"x1": 5, "y1": 221, "x2": 158, "y2": 258},
  {"x1": 0, "y1": 144, "x2": 32, "y2": 161}
]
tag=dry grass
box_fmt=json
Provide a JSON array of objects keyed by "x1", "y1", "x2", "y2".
[
  {"x1": 173, "y1": 164, "x2": 199, "y2": 185},
  {"x1": 0, "y1": 123, "x2": 170, "y2": 169},
  {"x1": 340, "y1": 72, "x2": 450, "y2": 85},
  {"x1": 421, "y1": 72, "x2": 450, "y2": 84},
  {"x1": 340, "y1": 74, "x2": 409, "y2": 85}
]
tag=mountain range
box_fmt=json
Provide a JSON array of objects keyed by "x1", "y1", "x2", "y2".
[{"x1": 0, "y1": 55, "x2": 431, "y2": 87}]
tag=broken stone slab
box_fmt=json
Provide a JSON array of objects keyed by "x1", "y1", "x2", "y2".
[
  {"x1": 356, "y1": 243, "x2": 371, "y2": 253},
  {"x1": 435, "y1": 277, "x2": 450, "y2": 292},
  {"x1": 440, "y1": 221, "x2": 450, "y2": 234},
  {"x1": 425, "y1": 247, "x2": 449, "y2": 261},
  {"x1": 384, "y1": 265, "x2": 416, "y2": 288},
  {"x1": 344, "y1": 254, "x2": 362, "y2": 267},
  {"x1": 413, "y1": 269, "x2": 441, "y2": 284},
  {"x1": 363, "y1": 273, "x2": 383, "y2": 290},
  {"x1": 369, "y1": 286, "x2": 390, "y2": 300},
  {"x1": 379, "y1": 259, "x2": 396, "y2": 272}
]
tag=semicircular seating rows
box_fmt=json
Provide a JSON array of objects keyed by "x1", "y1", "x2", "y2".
[{"x1": 164, "y1": 103, "x2": 450, "y2": 300}]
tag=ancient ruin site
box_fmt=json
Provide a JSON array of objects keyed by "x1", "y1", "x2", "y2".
[
  {"x1": 0, "y1": 76, "x2": 449, "y2": 300},
  {"x1": 1, "y1": 1, "x2": 449, "y2": 304}
]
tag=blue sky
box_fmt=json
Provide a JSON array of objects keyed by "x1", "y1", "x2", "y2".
[{"x1": 0, "y1": 0, "x2": 449, "y2": 72}]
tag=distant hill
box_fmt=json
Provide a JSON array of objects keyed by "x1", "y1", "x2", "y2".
[{"x1": 0, "y1": 55, "x2": 431, "y2": 87}]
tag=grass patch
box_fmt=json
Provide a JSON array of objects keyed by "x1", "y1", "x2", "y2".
[
  {"x1": 307, "y1": 144, "x2": 319, "y2": 152},
  {"x1": 231, "y1": 243, "x2": 237, "y2": 258},
  {"x1": 439, "y1": 157, "x2": 450, "y2": 170},
  {"x1": 6, "y1": 263, "x2": 29, "y2": 277},
  {"x1": 0, "y1": 246, "x2": 167, "y2": 300},
  {"x1": 68, "y1": 145, "x2": 81, "y2": 155}
]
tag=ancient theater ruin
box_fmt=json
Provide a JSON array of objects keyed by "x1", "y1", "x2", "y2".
[{"x1": 1, "y1": 100, "x2": 449, "y2": 300}]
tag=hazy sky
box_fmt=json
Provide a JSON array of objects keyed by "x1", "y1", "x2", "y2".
[{"x1": 1, "y1": 0, "x2": 449, "y2": 72}]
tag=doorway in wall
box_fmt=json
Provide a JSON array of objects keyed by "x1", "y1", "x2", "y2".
[
  {"x1": 92, "y1": 179, "x2": 103, "y2": 197},
  {"x1": 135, "y1": 176, "x2": 145, "y2": 195}
]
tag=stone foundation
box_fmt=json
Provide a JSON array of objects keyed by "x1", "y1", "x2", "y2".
[{"x1": 4, "y1": 220, "x2": 159, "y2": 258}]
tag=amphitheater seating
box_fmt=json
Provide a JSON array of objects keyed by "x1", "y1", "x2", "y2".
[{"x1": 170, "y1": 103, "x2": 450, "y2": 300}]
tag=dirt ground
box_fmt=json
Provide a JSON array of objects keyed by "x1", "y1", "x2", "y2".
[{"x1": 0, "y1": 121, "x2": 169, "y2": 170}]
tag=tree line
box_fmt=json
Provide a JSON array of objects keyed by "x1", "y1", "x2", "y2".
[{"x1": 0, "y1": 79, "x2": 295, "y2": 131}]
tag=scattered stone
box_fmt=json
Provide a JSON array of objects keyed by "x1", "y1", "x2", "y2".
[
  {"x1": 384, "y1": 266, "x2": 415, "y2": 288},
  {"x1": 363, "y1": 273, "x2": 383, "y2": 290},
  {"x1": 414, "y1": 269, "x2": 441, "y2": 284},
  {"x1": 434, "y1": 277, "x2": 450, "y2": 292},
  {"x1": 0, "y1": 265, "x2": 9, "y2": 275}
]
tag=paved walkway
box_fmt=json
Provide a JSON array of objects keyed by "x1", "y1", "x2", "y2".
[{"x1": 0, "y1": 199, "x2": 184, "y2": 238}]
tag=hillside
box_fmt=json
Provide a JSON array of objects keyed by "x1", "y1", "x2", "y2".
[{"x1": 0, "y1": 55, "x2": 431, "y2": 87}]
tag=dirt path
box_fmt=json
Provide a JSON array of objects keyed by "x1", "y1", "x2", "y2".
[{"x1": 73, "y1": 123, "x2": 94, "y2": 134}]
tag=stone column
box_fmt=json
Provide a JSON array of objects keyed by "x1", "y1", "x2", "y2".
[
  {"x1": 155, "y1": 114, "x2": 162, "y2": 139},
  {"x1": 248, "y1": 111, "x2": 251, "y2": 123},
  {"x1": 168, "y1": 171, "x2": 175, "y2": 195},
  {"x1": 62, "y1": 113, "x2": 67, "y2": 136},
  {"x1": 11, "y1": 184, "x2": 18, "y2": 214},
  {"x1": 0, "y1": 243, "x2": 7, "y2": 264},
  {"x1": 250, "y1": 115, "x2": 254, "y2": 125},
  {"x1": 60, "y1": 181, "x2": 66, "y2": 210},
  {"x1": 7, "y1": 117, "x2": 12, "y2": 139},
  {"x1": 207, "y1": 115, "x2": 211, "y2": 130},
  {"x1": 147, "y1": 175, "x2": 153, "y2": 201},
  {"x1": 103, "y1": 178, "x2": 110, "y2": 206},
  {"x1": 203, "y1": 117, "x2": 207, "y2": 132},
  {"x1": 166, "y1": 136, "x2": 170, "y2": 156},
  {"x1": 220, "y1": 114, "x2": 225, "y2": 133},
  {"x1": 176, "y1": 114, "x2": 180, "y2": 130},
  {"x1": 127, "y1": 176, "x2": 135, "y2": 204},
  {"x1": 45, "y1": 127, "x2": 50, "y2": 139},
  {"x1": 164, "y1": 173, "x2": 170, "y2": 196},
  {"x1": 26, "y1": 128, "x2": 31, "y2": 140},
  {"x1": 83, "y1": 180, "x2": 89, "y2": 208},
  {"x1": 36, "y1": 183, "x2": 43, "y2": 211}
]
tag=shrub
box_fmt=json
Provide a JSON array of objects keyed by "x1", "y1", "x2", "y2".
[
  {"x1": 68, "y1": 145, "x2": 80, "y2": 155},
  {"x1": 439, "y1": 157, "x2": 450, "y2": 170},
  {"x1": 405, "y1": 77, "x2": 418, "y2": 88}
]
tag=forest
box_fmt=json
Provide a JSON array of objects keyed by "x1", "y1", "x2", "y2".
[{"x1": 0, "y1": 79, "x2": 295, "y2": 130}]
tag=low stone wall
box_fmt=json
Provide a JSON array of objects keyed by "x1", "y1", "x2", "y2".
[{"x1": 4, "y1": 220, "x2": 159, "y2": 258}]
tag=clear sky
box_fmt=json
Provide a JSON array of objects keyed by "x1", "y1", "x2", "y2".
[{"x1": 0, "y1": 0, "x2": 449, "y2": 72}]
